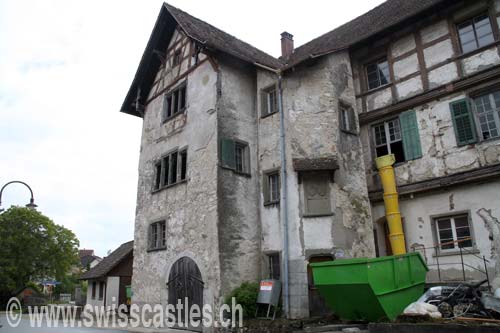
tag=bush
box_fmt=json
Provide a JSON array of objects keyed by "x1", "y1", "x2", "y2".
[{"x1": 224, "y1": 282, "x2": 259, "y2": 319}]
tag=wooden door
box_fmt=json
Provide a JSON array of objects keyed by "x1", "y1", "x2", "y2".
[
  {"x1": 308, "y1": 255, "x2": 334, "y2": 318},
  {"x1": 167, "y1": 257, "x2": 204, "y2": 330}
]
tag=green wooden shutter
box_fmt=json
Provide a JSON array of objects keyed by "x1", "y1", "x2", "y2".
[
  {"x1": 399, "y1": 110, "x2": 422, "y2": 160},
  {"x1": 450, "y1": 99, "x2": 477, "y2": 146},
  {"x1": 220, "y1": 138, "x2": 236, "y2": 170}
]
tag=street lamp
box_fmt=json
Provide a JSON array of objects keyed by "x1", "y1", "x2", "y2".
[{"x1": 0, "y1": 180, "x2": 38, "y2": 212}]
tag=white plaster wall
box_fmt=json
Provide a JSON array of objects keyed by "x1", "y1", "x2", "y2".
[
  {"x1": 85, "y1": 281, "x2": 104, "y2": 307},
  {"x1": 462, "y1": 47, "x2": 500, "y2": 76},
  {"x1": 366, "y1": 87, "x2": 392, "y2": 112},
  {"x1": 371, "y1": 180, "x2": 499, "y2": 282},
  {"x1": 423, "y1": 39, "x2": 454, "y2": 68},
  {"x1": 391, "y1": 34, "x2": 416, "y2": 58},
  {"x1": 428, "y1": 62, "x2": 459, "y2": 89},
  {"x1": 393, "y1": 53, "x2": 419, "y2": 80},
  {"x1": 420, "y1": 20, "x2": 449, "y2": 44},
  {"x1": 396, "y1": 76, "x2": 423, "y2": 100},
  {"x1": 132, "y1": 59, "x2": 220, "y2": 311}
]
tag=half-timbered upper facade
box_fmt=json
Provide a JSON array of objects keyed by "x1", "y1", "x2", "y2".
[{"x1": 121, "y1": 0, "x2": 500, "y2": 321}]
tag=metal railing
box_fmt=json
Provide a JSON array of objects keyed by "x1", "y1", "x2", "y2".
[{"x1": 411, "y1": 237, "x2": 491, "y2": 290}]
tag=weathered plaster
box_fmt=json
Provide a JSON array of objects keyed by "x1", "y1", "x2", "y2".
[
  {"x1": 393, "y1": 53, "x2": 420, "y2": 80},
  {"x1": 423, "y1": 39, "x2": 454, "y2": 68},
  {"x1": 420, "y1": 20, "x2": 449, "y2": 44},
  {"x1": 462, "y1": 47, "x2": 500, "y2": 76}
]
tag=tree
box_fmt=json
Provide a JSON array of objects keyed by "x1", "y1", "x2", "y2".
[{"x1": 0, "y1": 207, "x2": 79, "y2": 303}]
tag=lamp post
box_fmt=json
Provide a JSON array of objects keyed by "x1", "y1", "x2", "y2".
[{"x1": 0, "y1": 180, "x2": 38, "y2": 213}]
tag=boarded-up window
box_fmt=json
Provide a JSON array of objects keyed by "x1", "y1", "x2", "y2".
[
  {"x1": 450, "y1": 99, "x2": 477, "y2": 146},
  {"x1": 220, "y1": 138, "x2": 250, "y2": 174},
  {"x1": 303, "y1": 172, "x2": 331, "y2": 216}
]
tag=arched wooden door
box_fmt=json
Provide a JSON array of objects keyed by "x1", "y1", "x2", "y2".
[{"x1": 167, "y1": 257, "x2": 204, "y2": 330}]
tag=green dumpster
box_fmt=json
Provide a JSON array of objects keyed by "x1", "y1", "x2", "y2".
[{"x1": 310, "y1": 252, "x2": 428, "y2": 322}]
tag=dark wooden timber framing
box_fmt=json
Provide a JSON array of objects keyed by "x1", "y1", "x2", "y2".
[
  {"x1": 447, "y1": 15, "x2": 464, "y2": 77},
  {"x1": 359, "y1": 64, "x2": 500, "y2": 124},
  {"x1": 387, "y1": 45, "x2": 399, "y2": 101},
  {"x1": 369, "y1": 163, "x2": 500, "y2": 202},
  {"x1": 415, "y1": 31, "x2": 429, "y2": 91}
]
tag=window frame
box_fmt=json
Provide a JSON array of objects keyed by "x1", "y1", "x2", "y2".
[
  {"x1": 365, "y1": 58, "x2": 391, "y2": 91},
  {"x1": 152, "y1": 147, "x2": 188, "y2": 192},
  {"x1": 339, "y1": 102, "x2": 357, "y2": 134},
  {"x1": 267, "y1": 252, "x2": 281, "y2": 280},
  {"x1": 456, "y1": 12, "x2": 495, "y2": 55},
  {"x1": 472, "y1": 92, "x2": 500, "y2": 141},
  {"x1": 261, "y1": 84, "x2": 278, "y2": 118},
  {"x1": 371, "y1": 117, "x2": 405, "y2": 163},
  {"x1": 172, "y1": 49, "x2": 182, "y2": 67},
  {"x1": 263, "y1": 169, "x2": 280, "y2": 206},
  {"x1": 91, "y1": 281, "x2": 96, "y2": 299},
  {"x1": 220, "y1": 138, "x2": 251, "y2": 176},
  {"x1": 98, "y1": 281, "x2": 105, "y2": 300},
  {"x1": 148, "y1": 220, "x2": 167, "y2": 251},
  {"x1": 162, "y1": 82, "x2": 187, "y2": 123},
  {"x1": 432, "y1": 212, "x2": 475, "y2": 255}
]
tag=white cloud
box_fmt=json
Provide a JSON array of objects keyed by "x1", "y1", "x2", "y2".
[{"x1": 0, "y1": 0, "x2": 384, "y2": 256}]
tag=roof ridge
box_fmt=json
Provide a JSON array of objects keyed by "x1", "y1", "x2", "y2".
[{"x1": 163, "y1": 2, "x2": 282, "y2": 66}]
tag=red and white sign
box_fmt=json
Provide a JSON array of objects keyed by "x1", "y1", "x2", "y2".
[{"x1": 260, "y1": 281, "x2": 273, "y2": 291}]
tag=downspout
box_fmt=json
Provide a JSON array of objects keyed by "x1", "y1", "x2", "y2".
[
  {"x1": 254, "y1": 62, "x2": 290, "y2": 318},
  {"x1": 277, "y1": 73, "x2": 290, "y2": 319}
]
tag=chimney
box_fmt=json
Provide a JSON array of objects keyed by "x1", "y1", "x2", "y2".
[{"x1": 281, "y1": 32, "x2": 294, "y2": 60}]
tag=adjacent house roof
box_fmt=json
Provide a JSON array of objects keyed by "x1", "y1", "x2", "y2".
[
  {"x1": 80, "y1": 255, "x2": 101, "y2": 268},
  {"x1": 80, "y1": 241, "x2": 133, "y2": 280},
  {"x1": 79, "y1": 249, "x2": 94, "y2": 258},
  {"x1": 121, "y1": 0, "x2": 450, "y2": 116},
  {"x1": 285, "y1": 0, "x2": 449, "y2": 68}
]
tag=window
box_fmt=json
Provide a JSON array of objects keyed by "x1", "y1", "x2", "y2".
[
  {"x1": 267, "y1": 253, "x2": 280, "y2": 280},
  {"x1": 366, "y1": 58, "x2": 390, "y2": 90},
  {"x1": 372, "y1": 110, "x2": 422, "y2": 163},
  {"x1": 91, "y1": 281, "x2": 96, "y2": 299},
  {"x1": 261, "y1": 84, "x2": 278, "y2": 117},
  {"x1": 457, "y1": 13, "x2": 494, "y2": 54},
  {"x1": 98, "y1": 281, "x2": 105, "y2": 300},
  {"x1": 263, "y1": 171, "x2": 280, "y2": 205},
  {"x1": 435, "y1": 214, "x2": 473, "y2": 251},
  {"x1": 339, "y1": 103, "x2": 356, "y2": 133},
  {"x1": 473, "y1": 92, "x2": 500, "y2": 140},
  {"x1": 220, "y1": 138, "x2": 250, "y2": 175},
  {"x1": 162, "y1": 83, "x2": 187, "y2": 122},
  {"x1": 303, "y1": 172, "x2": 331, "y2": 217},
  {"x1": 172, "y1": 49, "x2": 182, "y2": 67},
  {"x1": 153, "y1": 149, "x2": 188, "y2": 191},
  {"x1": 149, "y1": 220, "x2": 166, "y2": 250}
]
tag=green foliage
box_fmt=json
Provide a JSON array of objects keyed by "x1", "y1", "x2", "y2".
[
  {"x1": 224, "y1": 282, "x2": 259, "y2": 319},
  {"x1": 25, "y1": 281, "x2": 42, "y2": 294},
  {"x1": 0, "y1": 207, "x2": 79, "y2": 301}
]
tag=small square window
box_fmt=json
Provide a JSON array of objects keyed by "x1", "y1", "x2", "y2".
[
  {"x1": 366, "y1": 58, "x2": 390, "y2": 90},
  {"x1": 162, "y1": 83, "x2": 187, "y2": 122}
]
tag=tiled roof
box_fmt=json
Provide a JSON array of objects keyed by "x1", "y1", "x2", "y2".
[
  {"x1": 79, "y1": 241, "x2": 133, "y2": 280},
  {"x1": 164, "y1": 3, "x2": 281, "y2": 69},
  {"x1": 285, "y1": 0, "x2": 448, "y2": 67}
]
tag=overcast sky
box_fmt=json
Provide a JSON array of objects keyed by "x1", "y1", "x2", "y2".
[{"x1": 0, "y1": 0, "x2": 385, "y2": 257}]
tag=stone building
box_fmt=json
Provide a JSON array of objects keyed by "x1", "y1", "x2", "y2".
[{"x1": 121, "y1": 0, "x2": 500, "y2": 320}]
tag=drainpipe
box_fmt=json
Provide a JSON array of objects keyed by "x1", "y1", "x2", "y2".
[{"x1": 277, "y1": 74, "x2": 290, "y2": 318}]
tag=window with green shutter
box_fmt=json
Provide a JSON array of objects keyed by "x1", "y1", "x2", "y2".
[
  {"x1": 450, "y1": 99, "x2": 477, "y2": 146},
  {"x1": 220, "y1": 138, "x2": 250, "y2": 174},
  {"x1": 399, "y1": 110, "x2": 422, "y2": 161}
]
